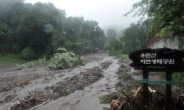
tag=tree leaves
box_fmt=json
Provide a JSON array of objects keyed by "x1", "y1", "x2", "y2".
[
  {"x1": 0, "y1": 0, "x2": 105, "y2": 57},
  {"x1": 127, "y1": 0, "x2": 184, "y2": 38},
  {"x1": 120, "y1": 19, "x2": 150, "y2": 54},
  {"x1": 47, "y1": 48, "x2": 83, "y2": 70}
]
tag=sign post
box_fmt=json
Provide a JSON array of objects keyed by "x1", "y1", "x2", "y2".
[
  {"x1": 143, "y1": 70, "x2": 149, "y2": 106},
  {"x1": 166, "y1": 72, "x2": 172, "y2": 110},
  {"x1": 129, "y1": 47, "x2": 184, "y2": 110}
]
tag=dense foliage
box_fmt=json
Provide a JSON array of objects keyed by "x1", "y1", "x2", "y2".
[
  {"x1": 120, "y1": 19, "x2": 150, "y2": 54},
  {"x1": 47, "y1": 48, "x2": 84, "y2": 70},
  {"x1": 20, "y1": 47, "x2": 35, "y2": 60},
  {"x1": 105, "y1": 19, "x2": 150, "y2": 56},
  {"x1": 126, "y1": 0, "x2": 184, "y2": 83},
  {"x1": 0, "y1": 0, "x2": 106, "y2": 59},
  {"x1": 125, "y1": 0, "x2": 184, "y2": 39},
  {"x1": 105, "y1": 29, "x2": 117, "y2": 47}
]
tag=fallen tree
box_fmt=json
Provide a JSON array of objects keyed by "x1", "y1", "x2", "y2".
[{"x1": 47, "y1": 47, "x2": 84, "y2": 70}]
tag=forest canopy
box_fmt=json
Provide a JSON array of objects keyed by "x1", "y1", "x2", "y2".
[{"x1": 0, "y1": 0, "x2": 106, "y2": 59}]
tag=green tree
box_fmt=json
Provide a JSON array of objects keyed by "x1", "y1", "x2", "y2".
[
  {"x1": 127, "y1": 0, "x2": 184, "y2": 84},
  {"x1": 16, "y1": 12, "x2": 52, "y2": 55},
  {"x1": 0, "y1": 0, "x2": 105, "y2": 57},
  {"x1": 125, "y1": 0, "x2": 184, "y2": 38},
  {"x1": 89, "y1": 25, "x2": 106, "y2": 49},
  {"x1": 120, "y1": 19, "x2": 150, "y2": 54},
  {"x1": 61, "y1": 17, "x2": 105, "y2": 53},
  {"x1": 15, "y1": 2, "x2": 66, "y2": 57},
  {"x1": 105, "y1": 29, "x2": 118, "y2": 48},
  {"x1": 20, "y1": 47, "x2": 35, "y2": 60},
  {"x1": 108, "y1": 38, "x2": 123, "y2": 51},
  {"x1": 106, "y1": 29, "x2": 117, "y2": 39},
  {"x1": 0, "y1": 22, "x2": 13, "y2": 46},
  {"x1": 0, "y1": 0, "x2": 26, "y2": 24},
  {"x1": 0, "y1": 0, "x2": 25, "y2": 47},
  {"x1": 61, "y1": 17, "x2": 89, "y2": 53}
]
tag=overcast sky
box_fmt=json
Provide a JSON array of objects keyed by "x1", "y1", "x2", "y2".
[{"x1": 25, "y1": 0, "x2": 141, "y2": 31}]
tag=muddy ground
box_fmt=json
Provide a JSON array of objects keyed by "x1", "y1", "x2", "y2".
[
  {"x1": 0, "y1": 53, "x2": 122, "y2": 110},
  {"x1": 0, "y1": 52, "x2": 183, "y2": 110}
]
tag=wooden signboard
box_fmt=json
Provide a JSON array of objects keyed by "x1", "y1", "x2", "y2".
[
  {"x1": 129, "y1": 48, "x2": 184, "y2": 72},
  {"x1": 129, "y1": 47, "x2": 184, "y2": 110}
]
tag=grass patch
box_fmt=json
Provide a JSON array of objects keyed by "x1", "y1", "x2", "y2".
[
  {"x1": 118, "y1": 54, "x2": 128, "y2": 59},
  {"x1": 0, "y1": 54, "x2": 26, "y2": 64},
  {"x1": 109, "y1": 50, "x2": 128, "y2": 59}
]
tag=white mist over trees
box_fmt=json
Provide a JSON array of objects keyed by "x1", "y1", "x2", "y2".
[{"x1": 0, "y1": 0, "x2": 106, "y2": 59}]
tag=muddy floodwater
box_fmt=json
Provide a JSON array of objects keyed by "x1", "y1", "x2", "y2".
[{"x1": 0, "y1": 53, "x2": 126, "y2": 110}]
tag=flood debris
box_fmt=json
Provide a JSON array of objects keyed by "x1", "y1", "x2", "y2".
[
  {"x1": 4, "y1": 95, "x2": 17, "y2": 103},
  {"x1": 17, "y1": 80, "x2": 30, "y2": 87},
  {"x1": 0, "y1": 85, "x2": 12, "y2": 92},
  {"x1": 101, "y1": 59, "x2": 184, "y2": 110},
  {"x1": 10, "y1": 94, "x2": 40, "y2": 110},
  {"x1": 0, "y1": 75, "x2": 39, "y2": 93},
  {"x1": 100, "y1": 61, "x2": 112, "y2": 69},
  {"x1": 0, "y1": 77, "x2": 15, "y2": 93},
  {"x1": 116, "y1": 63, "x2": 137, "y2": 88},
  {"x1": 29, "y1": 98, "x2": 50, "y2": 110},
  {"x1": 114, "y1": 85, "x2": 184, "y2": 110},
  {"x1": 9, "y1": 67, "x2": 104, "y2": 110},
  {"x1": 100, "y1": 92, "x2": 121, "y2": 104},
  {"x1": 46, "y1": 67, "x2": 104, "y2": 99},
  {"x1": 101, "y1": 84, "x2": 184, "y2": 110}
]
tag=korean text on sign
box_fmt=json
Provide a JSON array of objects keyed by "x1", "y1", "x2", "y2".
[{"x1": 140, "y1": 53, "x2": 175, "y2": 64}]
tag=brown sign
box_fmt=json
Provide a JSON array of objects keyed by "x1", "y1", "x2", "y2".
[{"x1": 129, "y1": 48, "x2": 184, "y2": 72}]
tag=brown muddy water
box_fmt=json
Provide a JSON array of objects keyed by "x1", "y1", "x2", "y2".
[{"x1": 0, "y1": 53, "x2": 126, "y2": 110}]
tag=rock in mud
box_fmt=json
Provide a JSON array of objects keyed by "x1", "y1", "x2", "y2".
[{"x1": 100, "y1": 61, "x2": 112, "y2": 69}]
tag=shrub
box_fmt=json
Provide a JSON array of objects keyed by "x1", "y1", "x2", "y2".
[
  {"x1": 12, "y1": 44, "x2": 20, "y2": 53},
  {"x1": 57, "y1": 47, "x2": 67, "y2": 53},
  {"x1": 108, "y1": 50, "x2": 128, "y2": 59},
  {"x1": 45, "y1": 46, "x2": 53, "y2": 59},
  {"x1": 20, "y1": 47, "x2": 35, "y2": 60},
  {"x1": 47, "y1": 47, "x2": 84, "y2": 70}
]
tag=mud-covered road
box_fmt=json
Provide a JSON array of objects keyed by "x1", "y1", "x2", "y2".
[
  {"x1": 0, "y1": 53, "x2": 128, "y2": 110},
  {"x1": 1, "y1": 52, "x2": 182, "y2": 110}
]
